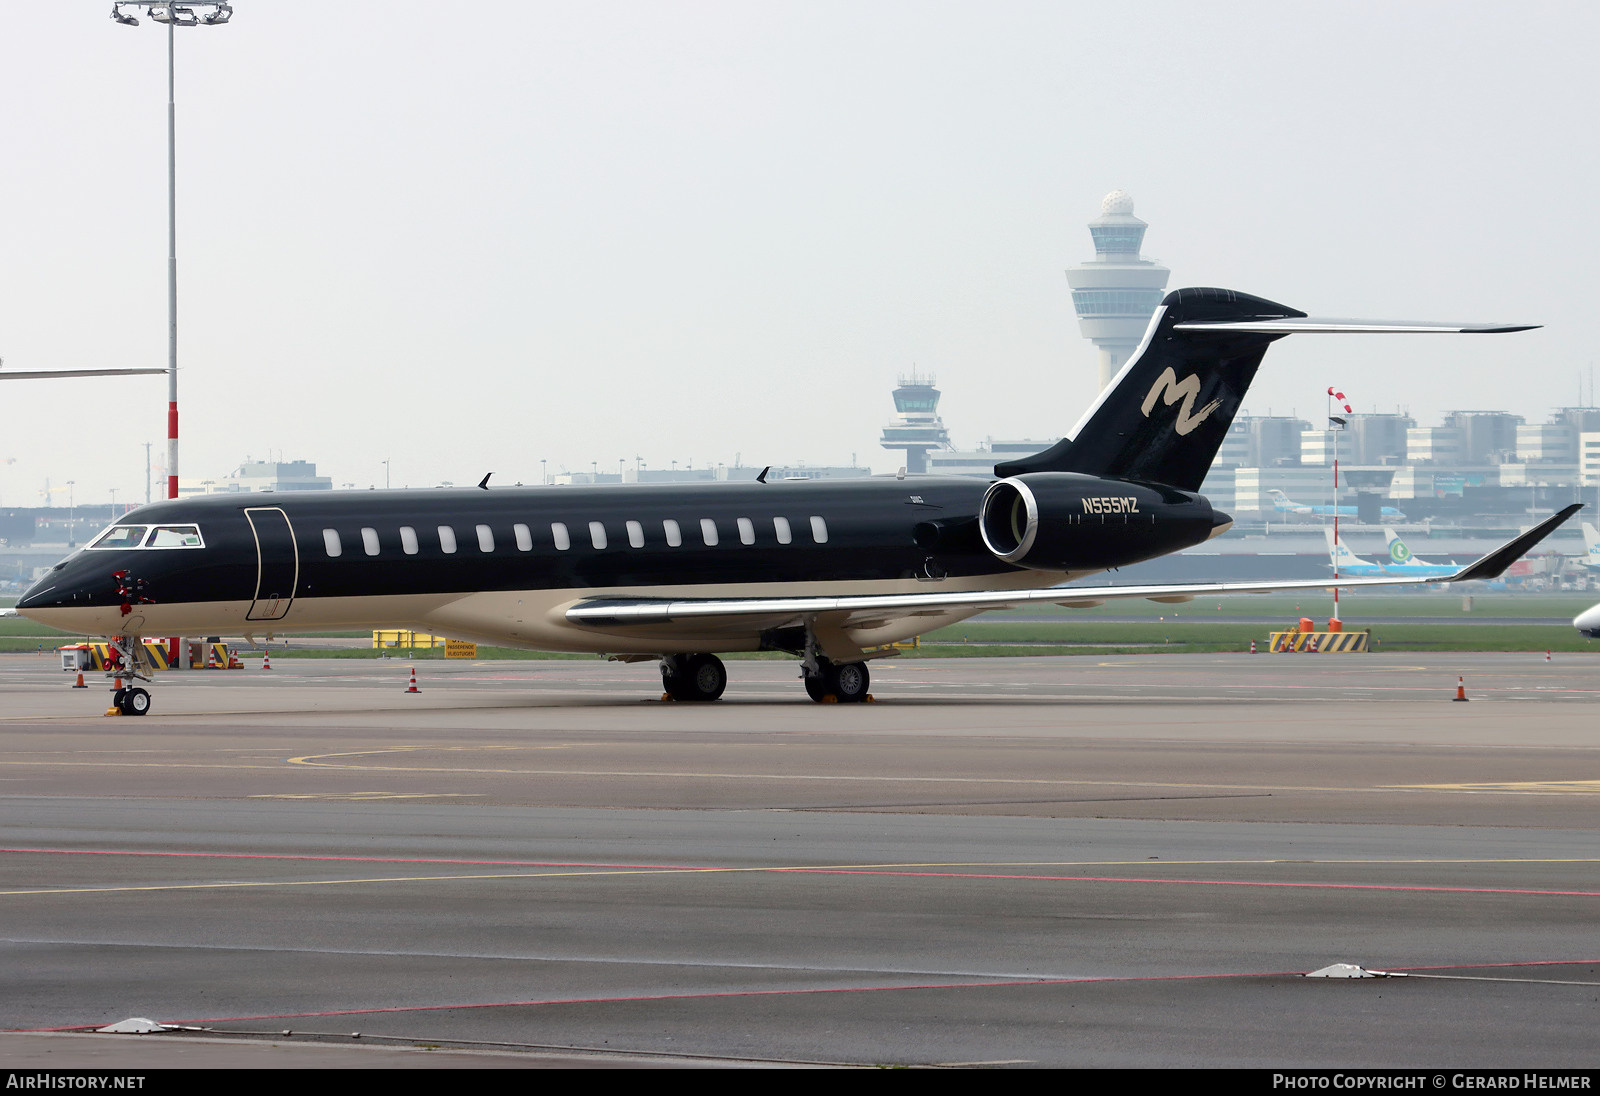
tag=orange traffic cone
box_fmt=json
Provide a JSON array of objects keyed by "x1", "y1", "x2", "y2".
[
  {"x1": 1546, "y1": 650, "x2": 1551, "y2": 662},
  {"x1": 262, "y1": 651, "x2": 271, "y2": 671},
  {"x1": 1249, "y1": 640, "x2": 1257, "y2": 654},
  {"x1": 71, "y1": 671, "x2": 87, "y2": 689},
  {"x1": 406, "y1": 667, "x2": 420, "y2": 694},
  {"x1": 1452, "y1": 676, "x2": 1469, "y2": 702}
]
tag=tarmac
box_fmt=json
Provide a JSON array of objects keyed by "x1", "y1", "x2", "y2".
[{"x1": 1, "y1": 650, "x2": 1598, "y2": 1068}]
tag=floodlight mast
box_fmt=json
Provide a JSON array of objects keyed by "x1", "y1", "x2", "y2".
[{"x1": 109, "y1": 3, "x2": 233, "y2": 500}]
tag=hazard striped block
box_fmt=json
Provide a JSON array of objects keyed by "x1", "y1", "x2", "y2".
[{"x1": 1268, "y1": 631, "x2": 1370, "y2": 653}]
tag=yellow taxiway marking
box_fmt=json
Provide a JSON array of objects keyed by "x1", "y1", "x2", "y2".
[
  {"x1": 4, "y1": 857, "x2": 1599, "y2": 899},
  {"x1": 1387, "y1": 780, "x2": 1600, "y2": 794}
]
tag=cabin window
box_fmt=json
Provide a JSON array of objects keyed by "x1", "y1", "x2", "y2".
[
  {"x1": 322, "y1": 529, "x2": 342, "y2": 557},
  {"x1": 438, "y1": 525, "x2": 457, "y2": 554},
  {"x1": 700, "y1": 518, "x2": 719, "y2": 546},
  {"x1": 589, "y1": 521, "x2": 608, "y2": 550},
  {"x1": 626, "y1": 520, "x2": 644, "y2": 548},
  {"x1": 144, "y1": 525, "x2": 205, "y2": 548},
  {"x1": 773, "y1": 516, "x2": 792, "y2": 545},
  {"x1": 514, "y1": 523, "x2": 533, "y2": 551},
  {"x1": 737, "y1": 517, "x2": 755, "y2": 545},
  {"x1": 400, "y1": 526, "x2": 419, "y2": 555},
  {"x1": 552, "y1": 522, "x2": 571, "y2": 551},
  {"x1": 663, "y1": 519, "x2": 682, "y2": 547},
  {"x1": 477, "y1": 524, "x2": 494, "y2": 552},
  {"x1": 809, "y1": 516, "x2": 829, "y2": 544},
  {"x1": 361, "y1": 527, "x2": 380, "y2": 556},
  {"x1": 87, "y1": 525, "x2": 148, "y2": 550}
]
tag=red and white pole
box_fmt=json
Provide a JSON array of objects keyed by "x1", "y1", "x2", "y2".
[{"x1": 1328, "y1": 388, "x2": 1353, "y2": 627}]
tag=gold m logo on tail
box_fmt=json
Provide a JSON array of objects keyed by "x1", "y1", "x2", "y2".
[{"x1": 1140, "y1": 368, "x2": 1223, "y2": 435}]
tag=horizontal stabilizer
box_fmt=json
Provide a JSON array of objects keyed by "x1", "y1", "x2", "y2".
[
  {"x1": 0, "y1": 368, "x2": 166, "y2": 380},
  {"x1": 1173, "y1": 317, "x2": 1539, "y2": 334}
]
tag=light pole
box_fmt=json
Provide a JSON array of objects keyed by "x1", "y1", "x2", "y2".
[
  {"x1": 1327, "y1": 387, "x2": 1353, "y2": 627},
  {"x1": 111, "y1": 3, "x2": 233, "y2": 501}
]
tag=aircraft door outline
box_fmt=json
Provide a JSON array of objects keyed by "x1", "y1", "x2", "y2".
[{"x1": 244, "y1": 507, "x2": 298, "y2": 621}]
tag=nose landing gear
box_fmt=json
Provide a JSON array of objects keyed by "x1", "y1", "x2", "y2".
[
  {"x1": 104, "y1": 635, "x2": 154, "y2": 717},
  {"x1": 111, "y1": 686, "x2": 152, "y2": 716}
]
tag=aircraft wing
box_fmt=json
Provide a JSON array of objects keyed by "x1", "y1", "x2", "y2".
[{"x1": 567, "y1": 505, "x2": 1581, "y2": 643}]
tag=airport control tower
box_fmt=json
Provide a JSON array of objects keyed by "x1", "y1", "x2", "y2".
[
  {"x1": 879, "y1": 370, "x2": 951, "y2": 474},
  {"x1": 1066, "y1": 190, "x2": 1170, "y2": 390}
]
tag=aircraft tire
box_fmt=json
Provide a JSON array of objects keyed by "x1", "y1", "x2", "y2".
[
  {"x1": 662, "y1": 653, "x2": 726, "y2": 702},
  {"x1": 112, "y1": 688, "x2": 128, "y2": 710},
  {"x1": 803, "y1": 670, "x2": 830, "y2": 702},
  {"x1": 830, "y1": 661, "x2": 870, "y2": 703},
  {"x1": 803, "y1": 659, "x2": 869, "y2": 703},
  {"x1": 121, "y1": 688, "x2": 151, "y2": 716}
]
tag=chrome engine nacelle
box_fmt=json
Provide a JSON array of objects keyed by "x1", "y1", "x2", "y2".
[{"x1": 978, "y1": 472, "x2": 1230, "y2": 572}]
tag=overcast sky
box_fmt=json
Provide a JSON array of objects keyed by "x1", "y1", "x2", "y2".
[{"x1": 2, "y1": 1, "x2": 1595, "y2": 505}]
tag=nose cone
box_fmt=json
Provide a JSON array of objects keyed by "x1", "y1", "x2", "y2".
[
  {"x1": 1574, "y1": 602, "x2": 1600, "y2": 638},
  {"x1": 12, "y1": 556, "x2": 124, "y2": 634},
  {"x1": 15, "y1": 576, "x2": 56, "y2": 612}
]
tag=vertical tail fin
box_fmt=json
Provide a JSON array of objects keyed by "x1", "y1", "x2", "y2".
[
  {"x1": 997, "y1": 288, "x2": 1304, "y2": 490},
  {"x1": 1383, "y1": 527, "x2": 1419, "y2": 567},
  {"x1": 1583, "y1": 522, "x2": 1600, "y2": 566},
  {"x1": 997, "y1": 286, "x2": 1537, "y2": 491},
  {"x1": 1326, "y1": 527, "x2": 1375, "y2": 570}
]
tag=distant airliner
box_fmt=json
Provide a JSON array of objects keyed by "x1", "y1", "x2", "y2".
[
  {"x1": 13, "y1": 287, "x2": 1575, "y2": 715},
  {"x1": 1323, "y1": 529, "x2": 1391, "y2": 577},
  {"x1": 1578, "y1": 522, "x2": 1600, "y2": 570},
  {"x1": 1379, "y1": 527, "x2": 1461, "y2": 579},
  {"x1": 1271, "y1": 490, "x2": 1406, "y2": 520}
]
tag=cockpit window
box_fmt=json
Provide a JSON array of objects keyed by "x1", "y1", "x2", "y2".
[
  {"x1": 144, "y1": 525, "x2": 205, "y2": 549},
  {"x1": 87, "y1": 525, "x2": 148, "y2": 550}
]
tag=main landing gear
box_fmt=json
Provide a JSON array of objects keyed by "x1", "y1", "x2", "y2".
[
  {"x1": 654, "y1": 650, "x2": 871, "y2": 703},
  {"x1": 801, "y1": 657, "x2": 870, "y2": 704},
  {"x1": 660, "y1": 653, "x2": 728, "y2": 702}
]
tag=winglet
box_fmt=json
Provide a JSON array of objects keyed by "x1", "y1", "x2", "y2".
[
  {"x1": 477, "y1": 473, "x2": 492, "y2": 490},
  {"x1": 1446, "y1": 504, "x2": 1583, "y2": 582}
]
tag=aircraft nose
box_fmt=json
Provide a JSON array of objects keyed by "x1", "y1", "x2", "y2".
[
  {"x1": 15, "y1": 579, "x2": 55, "y2": 611},
  {"x1": 1573, "y1": 603, "x2": 1600, "y2": 637}
]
